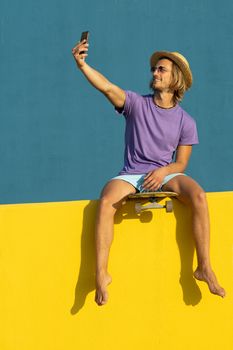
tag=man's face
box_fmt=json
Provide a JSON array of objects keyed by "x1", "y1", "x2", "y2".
[{"x1": 151, "y1": 58, "x2": 173, "y2": 92}]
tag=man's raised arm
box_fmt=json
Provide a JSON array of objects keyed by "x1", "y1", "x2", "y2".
[{"x1": 72, "y1": 39, "x2": 126, "y2": 109}]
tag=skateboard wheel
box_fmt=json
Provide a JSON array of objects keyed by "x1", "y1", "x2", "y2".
[{"x1": 165, "y1": 200, "x2": 173, "y2": 212}]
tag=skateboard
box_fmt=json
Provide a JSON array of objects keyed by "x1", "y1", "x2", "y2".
[{"x1": 128, "y1": 191, "x2": 178, "y2": 213}]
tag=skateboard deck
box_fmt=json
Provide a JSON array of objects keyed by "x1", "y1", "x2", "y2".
[{"x1": 128, "y1": 191, "x2": 178, "y2": 213}]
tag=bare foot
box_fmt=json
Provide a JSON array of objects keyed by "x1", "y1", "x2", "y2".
[
  {"x1": 95, "y1": 272, "x2": 112, "y2": 306},
  {"x1": 194, "y1": 267, "x2": 226, "y2": 298}
]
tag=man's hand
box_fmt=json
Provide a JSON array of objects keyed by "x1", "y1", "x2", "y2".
[
  {"x1": 72, "y1": 39, "x2": 89, "y2": 69},
  {"x1": 143, "y1": 167, "x2": 168, "y2": 191}
]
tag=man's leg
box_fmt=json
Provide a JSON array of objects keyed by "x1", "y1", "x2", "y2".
[
  {"x1": 95, "y1": 179, "x2": 136, "y2": 306},
  {"x1": 162, "y1": 175, "x2": 226, "y2": 297}
]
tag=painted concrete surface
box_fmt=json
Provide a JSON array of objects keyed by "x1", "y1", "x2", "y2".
[{"x1": 0, "y1": 192, "x2": 233, "y2": 349}]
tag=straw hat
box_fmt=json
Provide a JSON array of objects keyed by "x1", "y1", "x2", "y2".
[{"x1": 150, "y1": 51, "x2": 193, "y2": 90}]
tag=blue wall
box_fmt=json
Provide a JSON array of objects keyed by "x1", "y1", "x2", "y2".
[{"x1": 0, "y1": 0, "x2": 233, "y2": 204}]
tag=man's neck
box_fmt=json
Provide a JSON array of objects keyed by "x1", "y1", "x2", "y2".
[{"x1": 153, "y1": 91, "x2": 175, "y2": 109}]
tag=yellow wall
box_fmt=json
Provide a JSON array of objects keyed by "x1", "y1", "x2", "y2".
[{"x1": 0, "y1": 192, "x2": 233, "y2": 349}]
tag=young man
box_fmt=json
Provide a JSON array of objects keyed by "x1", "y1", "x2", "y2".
[{"x1": 72, "y1": 40, "x2": 226, "y2": 306}]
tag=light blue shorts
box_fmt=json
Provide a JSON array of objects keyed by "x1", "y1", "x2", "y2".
[{"x1": 112, "y1": 173, "x2": 187, "y2": 192}]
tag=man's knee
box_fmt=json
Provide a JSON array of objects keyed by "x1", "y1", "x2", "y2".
[
  {"x1": 190, "y1": 190, "x2": 207, "y2": 208},
  {"x1": 99, "y1": 194, "x2": 122, "y2": 212}
]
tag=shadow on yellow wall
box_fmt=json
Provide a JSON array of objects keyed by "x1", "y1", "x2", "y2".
[
  {"x1": 0, "y1": 193, "x2": 232, "y2": 349},
  {"x1": 71, "y1": 201, "x2": 96, "y2": 314}
]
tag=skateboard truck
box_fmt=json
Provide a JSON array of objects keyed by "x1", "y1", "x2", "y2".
[{"x1": 128, "y1": 191, "x2": 178, "y2": 214}]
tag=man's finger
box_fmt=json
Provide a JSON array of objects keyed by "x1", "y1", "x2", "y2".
[
  {"x1": 143, "y1": 176, "x2": 158, "y2": 187},
  {"x1": 144, "y1": 182, "x2": 155, "y2": 190},
  {"x1": 143, "y1": 179, "x2": 152, "y2": 187},
  {"x1": 72, "y1": 41, "x2": 81, "y2": 51},
  {"x1": 147, "y1": 181, "x2": 161, "y2": 191},
  {"x1": 143, "y1": 174, "x2": 154, "y2": 183},
  {"x1": 72, "y1": 41, "x2": 88, "y2": 53},
  {"x1": 144, "y1": 172, "x2": 152, "y2": 179}
]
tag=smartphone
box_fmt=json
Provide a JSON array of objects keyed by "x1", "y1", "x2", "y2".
[{"x1": 80, "y1": 31, "x2": 89, "y2": 42}]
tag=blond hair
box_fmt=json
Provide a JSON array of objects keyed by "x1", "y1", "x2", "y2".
[{"x1": 169, "y1": 59, "x2": 186, "y2": 103}]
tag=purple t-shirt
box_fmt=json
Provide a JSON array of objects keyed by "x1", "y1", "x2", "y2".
[{"x1": 117, "y1": 90, "x2": 199, "y2": 175}]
